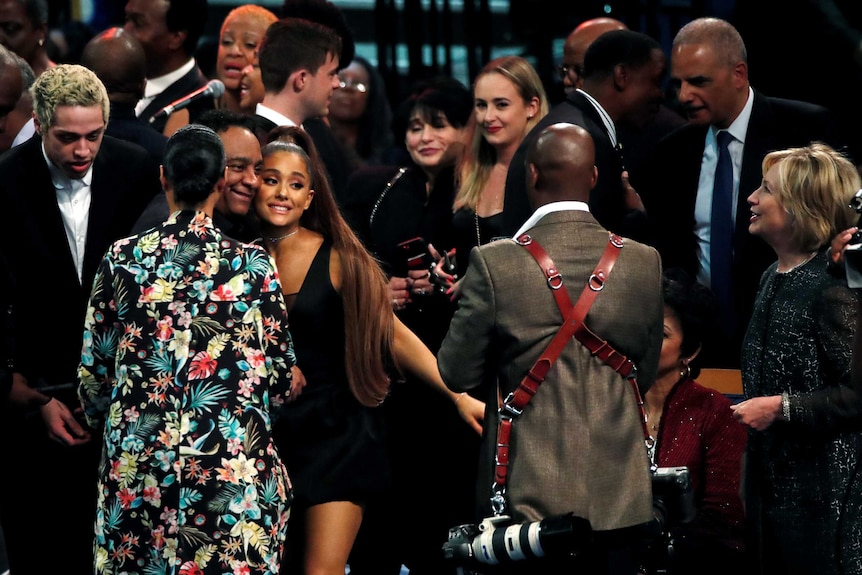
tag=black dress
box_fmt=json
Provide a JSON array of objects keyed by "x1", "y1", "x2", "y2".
[
  {"x1": 277, "y1": 241, "x2": 390, "y2": 573},
  {"x1": 274, "y1": 241, "x2": 388, "y2": 508},
  {"x1": 341, "y1": 165, "x2": 481, "y2": 575}
]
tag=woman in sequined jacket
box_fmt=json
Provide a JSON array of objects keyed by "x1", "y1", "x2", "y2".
[{"x1": 732, "y1": 143, "x2": 862, "y2": 575}]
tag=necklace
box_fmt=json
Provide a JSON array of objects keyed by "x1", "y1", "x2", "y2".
[
  {"x1": 267, "y1": 228, "x2": 299, "y2": 243},
  {"x1": 777, "y1": 250, "x2": 817, "y2": 274}
]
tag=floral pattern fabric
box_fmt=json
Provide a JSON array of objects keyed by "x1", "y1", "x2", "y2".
[{"x1": 78, "y1": 210, "x2": 295, "y2": 575}]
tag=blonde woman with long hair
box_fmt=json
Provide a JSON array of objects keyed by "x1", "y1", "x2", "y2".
[{"x1": 448, "y1": 55, "x2": 548, "y2": 287}]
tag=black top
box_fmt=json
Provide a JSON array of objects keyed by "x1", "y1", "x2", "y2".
[
  {"x1": 342, "y1": 164, "x2": 459, "y2": 347},
  {"x1": 452, "y1": 207, "x2": 505, "y2": 279}
]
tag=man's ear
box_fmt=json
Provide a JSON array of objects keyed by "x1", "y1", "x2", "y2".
[
  {"x1": 292, "y1": 70, "x2": 308, "y2": 93},
  {"x1": 527, "y1": 162, "x2": 539, "y2": 189},
  {"x1": 612, "y1": 64, "x2": 627, "y2": 91},
  {"x1": 590, "y1": 165, "x2": 598, "y2": 188},
  {"x1": 33, "y1": 112, "x2": 41, "y2": 135},
  {"x1": 167, "y1": 30, "x2": 186, "y2": 52}
]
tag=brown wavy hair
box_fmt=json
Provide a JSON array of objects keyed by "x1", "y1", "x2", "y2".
[{"x1": 264, "y1": 125, "x2": 395, "y2": 406}]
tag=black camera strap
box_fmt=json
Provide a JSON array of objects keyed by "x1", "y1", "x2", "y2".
[{"x1": 490, "y1": 232, "x2": 651, "y2": 516}]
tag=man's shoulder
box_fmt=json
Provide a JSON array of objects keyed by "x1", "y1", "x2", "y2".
[
  {"x1": 755, "y1": 91, "x2": 833, "y2": 119},
  {"x1": 0, "y1": 135, "x2": 40, "y2": 170},
  {"x1": 96, "y1": 136, "x2": 156, "y2": 174}
]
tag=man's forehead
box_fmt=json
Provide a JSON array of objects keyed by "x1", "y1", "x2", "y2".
[{"x1": 48, "y1": 105, "x2": 106, "y2": 131}]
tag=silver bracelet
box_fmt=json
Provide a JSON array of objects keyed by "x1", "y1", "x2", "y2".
[{"x1": 781, "y1": 392, "x2": 791, "y2": 422}]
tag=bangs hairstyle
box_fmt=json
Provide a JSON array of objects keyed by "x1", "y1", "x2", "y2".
[
  {"x1": 163, "y1": 124, "x2": 226, "y2": 205},
  {"x1": 31, "y1": 64, "x2": 110, "y2": 128},
  {"x1": 762, "y1": 142, "x2": 861, "y2": 251},
  {"x1": 263, "y1": 126, "x2": 395, "y2": 406}
]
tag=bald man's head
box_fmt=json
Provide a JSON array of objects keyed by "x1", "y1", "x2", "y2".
[
  {"x1": 561, "y1": 17, "x2": 627, "y2": 93},
  {"x1": 526, "y1": 123, "x2": 597, "y2": 209},
  {"x1": 81, "y1": 27, "x2": 147, "y2": 104}
]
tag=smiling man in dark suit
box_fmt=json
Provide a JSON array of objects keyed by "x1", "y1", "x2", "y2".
[
  {"x1": 439, "y1": 122, "x2": 663, "y2": 574},
  {"x1": 0, "y1": 64, "x2": 160, "y2": 575},
  {"x1": 636, "y1": 17, "x2": 845, "y2": 368}
]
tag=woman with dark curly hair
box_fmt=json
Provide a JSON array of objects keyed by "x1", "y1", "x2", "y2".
[{"x1": 642, "y1": 268, "x2": 747, "y2": 575}]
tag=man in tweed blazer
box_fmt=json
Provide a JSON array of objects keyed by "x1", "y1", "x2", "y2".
[{"x1": 438, "y1": 123, "x2": 663, "y2": 574}]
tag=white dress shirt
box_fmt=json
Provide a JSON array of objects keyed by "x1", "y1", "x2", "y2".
[
  {"x1": 135, "y1": 58, "x2": 196, "y2": 117},
  {"x1": 43, "y1": 143, "x2": 92, "y2": 284},
  {"x1": 694, "y1": 86, "x2": 754, "y2": 288}
]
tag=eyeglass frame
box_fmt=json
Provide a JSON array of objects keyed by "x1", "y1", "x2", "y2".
[
  {"x1": 555, "y1": 63, "x2": 583, "y2": 82},
  {"x1": 338, "y1": 79, "x2": 368, "y2": 93}
]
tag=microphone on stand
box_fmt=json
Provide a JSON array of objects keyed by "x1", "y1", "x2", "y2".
[{"x1": 148, "y1": 79, "x2": 225, "y2": 124}]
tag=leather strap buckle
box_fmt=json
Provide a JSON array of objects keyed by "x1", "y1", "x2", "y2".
[
  {"x1": 516, "y1": 233, "x2": 533, "y2": 246},
  {"x1": 547, "y1": 269, "x2": 563, "y2": 290},
  {"x1": 501, "y1": 393, "x2": 523, "y2": 418},
  {"x1": 588, "y1": 271, "x2": 606, "y2": 291}
]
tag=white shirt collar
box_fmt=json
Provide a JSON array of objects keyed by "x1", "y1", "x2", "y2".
[
  {"x1": 255, "y1": 103, "x2": 299, "y2": 128},
  {"x1": 513, "y1": 201, "x2": 590, "y2": 239},
  {"x1": 577, "y1": 88, "x2": 617, "y2": 147},
  {"x1": 143, "y1": 58, "x2": 196, "y2": 99},
  {"x1": 717, "y1": 86, "x2": 754, "y2": 144}
]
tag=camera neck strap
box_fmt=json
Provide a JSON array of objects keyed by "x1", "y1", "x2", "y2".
[{"x1": 490, "y1": 232, "x2": 651, "y2": 516}]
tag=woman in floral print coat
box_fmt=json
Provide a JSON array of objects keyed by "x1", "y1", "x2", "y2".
[{"x1": 77, "y1": 125, "x2": 296, "y2": 575}]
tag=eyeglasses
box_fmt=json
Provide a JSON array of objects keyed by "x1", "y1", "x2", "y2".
[
  {"x1": 338, "y1": 79, "x2": 368, "y2": 93},
  {"x1": 556, "y1": 63, "x2": 583, "y2": 82}
]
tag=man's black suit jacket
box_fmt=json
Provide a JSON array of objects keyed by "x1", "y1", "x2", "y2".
[
  {"x1": 638, "y1": 91, "x2": 844, "y2": 366},
  {"x1": 107, "y1": 101, "x2": 168, "y2": 165},
  {"x1": 503, "y1": 90, "x2": 648, "y2": 241},
  {"x1": 252, "y1": 114, "x2": 354, "y2": 205},
  {"x1": 0, "y1": 135, "x2": 160, "y2": 386},
  {"x1": 139, "y1": 64, "x2": 211, "y2": 134}
]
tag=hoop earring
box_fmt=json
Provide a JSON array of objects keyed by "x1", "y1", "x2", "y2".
[{"x1": 679, "y1": 358, "x2": 691, "y2": 380}]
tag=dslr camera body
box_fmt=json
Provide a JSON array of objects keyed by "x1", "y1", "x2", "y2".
[{"x1": 442, "y1": 467, "x2": 695, "y2": 574}]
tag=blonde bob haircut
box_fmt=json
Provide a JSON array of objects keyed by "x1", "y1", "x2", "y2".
[
  {"x1": 762, "y1": 142, "x2": 860, "y2": 252},
  {"x1": 31, "y1": 64, "x2": 110, "y2": 129}
]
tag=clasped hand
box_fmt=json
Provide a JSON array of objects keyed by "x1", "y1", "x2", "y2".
[{"x1": 730, "y1": 395, "x2": 782, "y2": 431}]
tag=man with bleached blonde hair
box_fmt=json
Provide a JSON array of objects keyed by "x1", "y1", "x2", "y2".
[{"x1": 0, "y1": 63, "x2": 160, "y2": 575}]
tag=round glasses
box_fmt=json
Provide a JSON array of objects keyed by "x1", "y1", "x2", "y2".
[
  {"x1": 338, "y1": 79, "x2": 368, "y2": 93},
  {"x1": 555, "y1": 63, "x2": 583, "y2": 82}
]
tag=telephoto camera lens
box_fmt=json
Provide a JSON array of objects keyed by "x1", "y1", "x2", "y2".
[{"x1": 443, "y1": 513, "x2": 592, "y2": 567}]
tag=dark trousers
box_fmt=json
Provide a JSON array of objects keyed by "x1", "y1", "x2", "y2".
[{"x1": 0, "y1": 394, "x2": 101, "y2": 575}]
